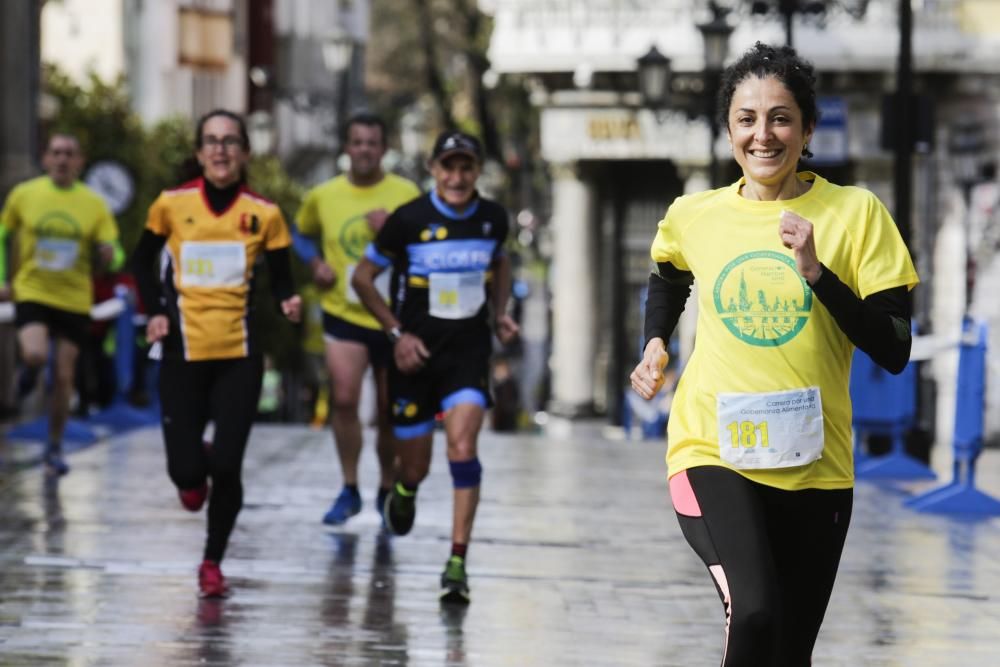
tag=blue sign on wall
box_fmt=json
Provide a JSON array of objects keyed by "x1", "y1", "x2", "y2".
[{"x1": 809, "y1": 96, "x2": 848, "y2": 166}]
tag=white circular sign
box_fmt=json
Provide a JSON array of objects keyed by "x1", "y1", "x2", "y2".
[{"x1": 85, "y1": 160, "x2": 135, "y2": 215}]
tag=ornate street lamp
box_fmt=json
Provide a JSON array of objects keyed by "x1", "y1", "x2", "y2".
[
  {"x1": 636, "y1": 45, "x2": 671, "y2": 111},
  {"x1": 699, "y1": 10, "x2": 734, "y2": 72}
]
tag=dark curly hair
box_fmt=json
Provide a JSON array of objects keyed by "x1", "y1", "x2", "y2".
[{"x1": 716, "y1": 42, "x2": 819, "y2": 158}]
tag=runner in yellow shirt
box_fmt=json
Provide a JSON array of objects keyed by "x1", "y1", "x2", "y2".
[
  {"x1": 293, "y1": 112, "x2": 420, "y2": 526},
  {"x1": 630, "y1": 43, "x2": 917, "y2": 666},
  {"x1": 0, "y1": 133, "x2": 120, "y2": 475}
]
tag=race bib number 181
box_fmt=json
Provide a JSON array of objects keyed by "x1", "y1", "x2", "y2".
[{"x1": 716, "y1": 386, "x2": 824, "y2": 470}]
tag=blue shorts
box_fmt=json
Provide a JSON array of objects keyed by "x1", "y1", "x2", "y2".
[{"x1": 322, "y1": 312, "x2": 391, "y2": 369}]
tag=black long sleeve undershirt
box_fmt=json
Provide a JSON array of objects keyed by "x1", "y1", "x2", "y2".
[
  {"x1": 131, "y1": 229, "x2": 167, "y2": 317},
  {"x1": 643, "y1": 262, "x2": 693, "y2": 345},
  {"x1": 263, "y1": 247, "x2": 295, "y2": 303},
  {"x1": 642, "y1": 261, "x2": 912, "y2": 374},
  {"x1": 809, "y1": 263, "x2": 911, "y2": 374}
]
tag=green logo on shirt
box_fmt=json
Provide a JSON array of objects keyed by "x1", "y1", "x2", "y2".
[
  {"x1": 339, "y1": 215, "x2": 372, "y2": 260},
  {"x1": 35, "y1": 211, "x2": 82, "y2": 239},
  {"x1": 713, "y1": 250, "x2": 812, "y2": 346}
]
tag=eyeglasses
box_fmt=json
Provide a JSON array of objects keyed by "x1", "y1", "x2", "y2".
[{"x1": 202, "y1": 135, "x2": 244, "y2": 150}]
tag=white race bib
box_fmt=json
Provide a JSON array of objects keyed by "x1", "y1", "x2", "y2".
[
  {"x1": 36, "y1": 238, "x2": 80, "y2": 271},
  {"x1": 345, "y1": 263, "x2": 391, "y2": 304},
  {"x1": 179, "y1": 242, "x2": 246, "y2": 287},
  {"x1": 428, "y1": 271, "x2": 485, "y2": 320},
  {"x1": 716, "y1": 387, "x2": 824, "y2": 469}
]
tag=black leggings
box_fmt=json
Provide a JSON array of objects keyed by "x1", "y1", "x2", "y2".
[
  {"x1": 159, "y1": 355, "x2": 263, "y2": 563},
  {"x1": 671, "y1": 466, "x2": 853, "y2": 667}
]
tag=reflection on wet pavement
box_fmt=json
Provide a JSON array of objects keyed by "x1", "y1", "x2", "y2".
[{"x1": 1, "y1": 423, "x2": 1000, "y2": 665}]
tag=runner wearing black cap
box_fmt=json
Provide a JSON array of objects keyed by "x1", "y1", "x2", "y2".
[{"x1": 351, "y1": 130, "x2": 519, "y2": 604}]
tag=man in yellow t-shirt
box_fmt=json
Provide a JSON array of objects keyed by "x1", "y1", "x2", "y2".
[
  {"x1": 293, "y1": 112, "x2": 420, "y2": 525},
  {"x1": 0, "y1": 134, "x2": 120, "y2": 475}
]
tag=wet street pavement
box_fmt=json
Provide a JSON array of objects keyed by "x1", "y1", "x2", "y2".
[{"x1": 2, "y1": 421, "x2": 1000, "y2": 666}]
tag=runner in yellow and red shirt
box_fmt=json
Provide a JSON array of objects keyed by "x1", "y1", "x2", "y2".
[{"x1": 130, "y1": 110, "x2": 301, "y2": 599}]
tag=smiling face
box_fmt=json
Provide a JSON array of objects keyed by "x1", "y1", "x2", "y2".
[
  {"x1": 727, "y1": 75, "x2": 814, "y2": 198},
  {"x1": 431, "y1": 154, "x2": 480, "y2": 208},
  {"x1": 43, "y1": 135, "x2": 84, "y2": 188},
  {"x1": 344, "y1": 122, "x2": 386, "y2": 184},
  {"x1": 197, "y1": 115, "x2": 249, "y2": 188}
]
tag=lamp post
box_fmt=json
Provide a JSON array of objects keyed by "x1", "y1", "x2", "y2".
[
  {"x1": 320, "y1": 31, "x2": 356, "y2": 148},
  {"x1": 635, "y1": 7, "x2": 733, "y2": 188},
  {"x1": 636, "y1": 46, "x2": 671, "y2": 112},
  {"x1": 697, "y1": 5, "x2": 734, "y2": 188}
]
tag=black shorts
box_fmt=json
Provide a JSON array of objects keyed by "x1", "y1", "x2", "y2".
[
  {"x1": 15, "y1": 301, "x2": 90, "y2": 348},
  {"x1": 322, "y1": 312, "x2": 391, "y2": 369},
  {"x1": 389, "y1": 340, "x2": 492, "y2": 440}
]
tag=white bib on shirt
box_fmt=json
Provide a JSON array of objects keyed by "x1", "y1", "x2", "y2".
[
  {"x1": 36, "y1": 238, "x2": 80, "y2": 271},
  {"x1": 716, "y1": 386, "x2": 824, "y2": 469},
  {"x1": 428, "y1": 271, "x2": 485, "y2": 319},
  {"x1": 179, "y1": 241, "x2": 246, "y2": 287}
]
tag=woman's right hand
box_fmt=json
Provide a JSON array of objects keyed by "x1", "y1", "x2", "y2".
[
  {"x1": 630, "y1": 337, "x2": 670, "y2": 400},
  {"x1": 146, "y1": 314, "x2": 170, "y2": 343}
]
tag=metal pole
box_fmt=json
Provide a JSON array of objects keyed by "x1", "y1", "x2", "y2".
[{"x1": 894, "y1": 0, "x2": 913, "y2": 249}]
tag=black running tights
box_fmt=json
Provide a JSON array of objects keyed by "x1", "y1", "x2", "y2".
[
  {"x1": 670, "y1": 465, "x2": 853, "y2": 667},
  {"x1": 159, "y1": 355, "x2": 263, "y2": 563}
]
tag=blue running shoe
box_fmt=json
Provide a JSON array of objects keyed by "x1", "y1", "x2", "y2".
[
  {"x1": 322, "y1": 487, "x2": 362, "y2": 525},
  {"x1": 43, "y1": 451, "x2": 70, "y2": 476}
]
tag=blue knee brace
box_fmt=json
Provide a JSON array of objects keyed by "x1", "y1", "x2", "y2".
[{"x1": 449, "y1": 458, "x2": 482, "y2": 489}]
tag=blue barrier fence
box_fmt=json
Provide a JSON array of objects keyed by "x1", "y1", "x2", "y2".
[
  {"x1": 850, "y1": 345, "x2": 936, "y2": 480},
  {"x1": 905, "y1": 318, "x2": 1000, "y2": 516}
]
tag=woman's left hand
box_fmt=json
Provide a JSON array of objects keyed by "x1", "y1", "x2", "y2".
[
  {"x1": 281, "y1": 295, "x2": 302, "y2": 323},
  {"x1": 779, "y1": 210, "x2": 822, "y2": 284}
]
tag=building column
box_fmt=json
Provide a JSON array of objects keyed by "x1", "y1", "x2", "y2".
[
  {"x1": 0, "y1": 0, "x2": 39, "y2": 196},
  {"x1": 0, "y1": 1, "x2": 40, "y2": 414},
  {"x1": 548, "y1": 162, "x2": 597, "y2": 417}
]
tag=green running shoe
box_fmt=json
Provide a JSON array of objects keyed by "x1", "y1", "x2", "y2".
[
  {"x1": 440, "y1": 555, "x2": 470, "y2": 605},
  {"x1": 383, "y1": 482, "x2": 416, "y2": 535}
]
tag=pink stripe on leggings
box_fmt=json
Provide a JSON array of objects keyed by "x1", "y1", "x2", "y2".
[
  {"x1": 709, "y1": 564, "x2": 732, "y2": 665},
  {"x1": 668, "y1": 470, "x2": 702, "y2": 517}
]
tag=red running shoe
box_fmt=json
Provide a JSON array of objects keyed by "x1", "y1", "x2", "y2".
[
  {"x1": 179, "y1": 482, "x2": 208, "y2": 512},
  {"x1": 198, "y1": 560, "x2": 229, "y2": 598}
]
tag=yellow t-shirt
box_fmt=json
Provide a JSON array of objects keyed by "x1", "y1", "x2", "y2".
[
  {"x1": 145, "y1": 179, "x2": 291, "y2": 361},
  {"x1": 651, "y1": 172, "x2": 919, "y2": 491},
  {"x1": 296, "y1": 173, "x2": 420, "y2": 329},
  {"x1": 0, "y1": 176, "x2": 119, "y2": 314}
]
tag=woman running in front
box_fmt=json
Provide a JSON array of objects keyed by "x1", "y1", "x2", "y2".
[{"x1": 631, "y1": 43, "x2": 917, "y2": 666}]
